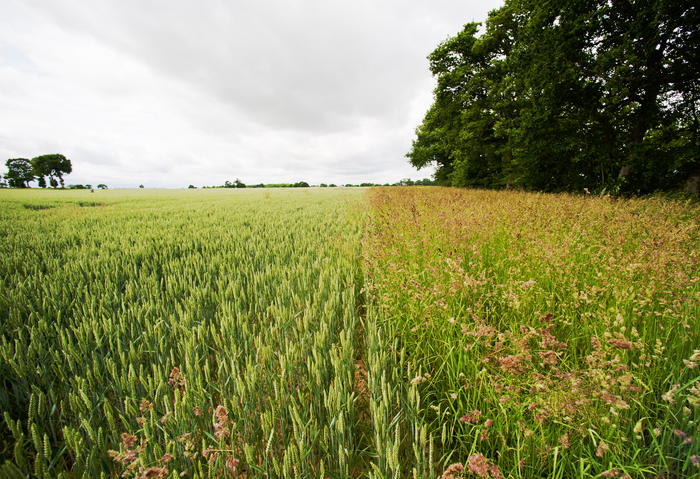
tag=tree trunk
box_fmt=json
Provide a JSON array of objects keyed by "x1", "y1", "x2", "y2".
[
  {"x1": 620, "y1": 23, "x2": 667, "y2": 184},
  {"x1": 686, "y1": 166, "x2": 700, "y2": 195}
]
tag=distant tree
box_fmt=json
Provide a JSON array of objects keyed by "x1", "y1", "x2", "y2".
[
  {"x1": 4, "y1": 158, "x2": 34, "y2": 188},
  {"x1": 188, "y1": 185, "x2": 196, "y2": 189},
  {"x1": 68, "y1": 184, "x2": 86, "y2": 189},
  {"x1": 234, "y1": 178, "x2": 246, "y2": 188},
  {"x1": 139, "y1": 184, "x2": 144, "y2": 188},
  {"x1": 85, "y1": 184, "x2": 92, "y2": 189},
  {"x1": 329, "y1": 184, "x2": 337, "y2": 187},
  {"x1": 97, "y1": 184, "x2": 108, "y2": 189},
  {"x1": 293, "y1": 181, "x2": 310, "y2": 187},
  {"x1": 37, "y1": 177, "x2": 46, "y2": 188},
  {"x1": 31, "y1": 154, "x2": 72, "y2": 188},
  {"x1": 0, "y1": 179, "x2": 7, "y2": 188},
  {"x1": 224, "y1": 180, "x2": 233, "y2": 188},
  {"x1": 320, "y1": 183, "x2": 328, "y2": 187}
]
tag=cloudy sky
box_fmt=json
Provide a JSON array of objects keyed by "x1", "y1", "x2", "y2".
[{"x1": 1, "y1": 0, "x2": 503, "y2": 188}]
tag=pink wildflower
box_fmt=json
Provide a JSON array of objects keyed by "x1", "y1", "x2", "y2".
[{"x1": 467, "y1": 454, "x2": 490, "y2": 477}]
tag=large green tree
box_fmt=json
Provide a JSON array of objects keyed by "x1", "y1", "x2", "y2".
[
  {"x1": 408, "y1": 0, "x2": 700, "y2": 193},
  {"x1": 31, "y1": 154, "x2": 72, "y2": 188},
  {"x1": 4, "y1": 158, "x2": 35, "y2": 188}
]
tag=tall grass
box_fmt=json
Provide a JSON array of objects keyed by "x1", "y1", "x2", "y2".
[{"x1": 364, "y1": 187, "x2": 700, "y2": 478}]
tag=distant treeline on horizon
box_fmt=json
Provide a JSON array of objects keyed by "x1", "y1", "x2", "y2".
[
  {"x1": 1, "y1": 173, "x2": 438, "y2": 190},
  {"x1": 194, "y1": 178, "x2": 438, "y2": 189}
]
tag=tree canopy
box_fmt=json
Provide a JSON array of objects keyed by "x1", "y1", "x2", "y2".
[
  {"x1": 4, "y1": 159, "x2": 34, "y2": 188},
  {"x1": 407, "y1": 0, "x2": 700, "y2": 194},
  {"x1": 224, "y1": 179, "x2": 246, "y2": 188},
  {"x1": 31, "y1": 154, "x2": 72, "y2": 188}
]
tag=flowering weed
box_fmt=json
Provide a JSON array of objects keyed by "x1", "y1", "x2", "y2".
[{"x1": 364, "y1": 187, "x2": 700, "y2": 477}]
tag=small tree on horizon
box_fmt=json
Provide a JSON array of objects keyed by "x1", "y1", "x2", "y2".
[{"x1": 4, "y1": 158, "x2": 34, "y2": 188}]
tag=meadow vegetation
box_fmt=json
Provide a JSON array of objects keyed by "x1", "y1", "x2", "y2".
[
  {"x1": 364, "y1": 187, "x2": 700, "y2": 478},
  {"x1": 1, "y1": 187, "x2": 699, "y2": 478}
]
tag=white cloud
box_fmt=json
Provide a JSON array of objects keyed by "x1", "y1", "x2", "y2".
[{"x1": 0, "y1": 0, "x2": 503, "y2": 187}]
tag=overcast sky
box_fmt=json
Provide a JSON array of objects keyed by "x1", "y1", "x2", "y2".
[{"x1": 1, "y1": 0, "x2": 503, "y2": 188}]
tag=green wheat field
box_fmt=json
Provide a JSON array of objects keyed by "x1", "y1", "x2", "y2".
[{"x1": 1, "y1": 187, "x2": 699, "y2": 478}]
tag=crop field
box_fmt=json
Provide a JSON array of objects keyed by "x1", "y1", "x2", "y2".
[{"x1": 1, "y1": 187, "x2": 699, "y2": 478}]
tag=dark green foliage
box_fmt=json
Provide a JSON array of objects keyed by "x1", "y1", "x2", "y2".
[
  {"x1": 4, "y1": 159, "x2": 34, "y2": 188},
  {"x1": 68, "y1": 184, "x2": 86, "y2": 189},
  {"x1": 408, "y1": 0, "x2": 700, "y2": 194},
  {"x1": 188, "y1": 185, "x2": 196, "y2": 189},
  {"x1": 31, "y1": 154, "x2": 72, "y2": 189},
  {"x1": 97, "y1": 184, "x2": 108, "y2": 189},
  {"x1": 293, "y1": 181, "x2": 310, "y2": 187},
  {"x1": 224, "y1": 179, "x2": 246, "y2": 188}
]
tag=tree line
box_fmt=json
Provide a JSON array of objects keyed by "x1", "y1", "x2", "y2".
[
  {"x1": 194, "y1": 178, "x2": 437, "y2": 189},
  {"x1": 2, "y1": 155, "x2": 73, "y2": 188},
  {"x1": 407, "y1": 0, "x2": 699, "y2": 194},
  {"x1": 2, "y1": 156, "x2": 437, "y2": 190},
  {"x1": 197, "y1": 179, "x2": 310, "y2": 189}
]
